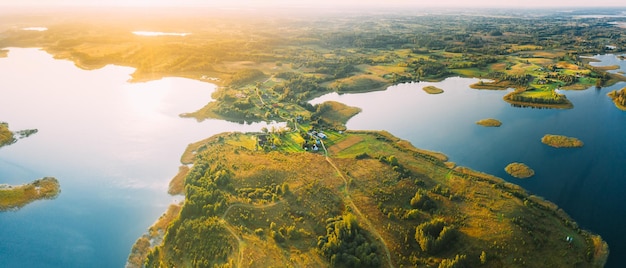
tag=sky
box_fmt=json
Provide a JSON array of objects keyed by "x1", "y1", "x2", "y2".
[{"x1": 0, "y1": 0, "x2": 624, "y2": 8}]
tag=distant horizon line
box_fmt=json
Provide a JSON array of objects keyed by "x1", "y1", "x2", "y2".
[{"x1": 1, "y1": 4, "x2": 626, "y2": 9}]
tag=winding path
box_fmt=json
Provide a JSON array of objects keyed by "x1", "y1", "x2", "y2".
[
  {"x1": 320, "y1": 140, "x2": 395, "y2": 268},
  {"x1": 218, "y1": 199, "x2": 285, "y2": 267},
  {"x1": 219, "y1": 141, "x2": 393, "y2": 267}
]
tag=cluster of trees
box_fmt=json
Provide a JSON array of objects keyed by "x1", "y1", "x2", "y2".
[
  {"x1": 414, "y1": 219, "x2": 458, "y2": 254},
  {"x1": 237, "y1": 182, "x2": 289, "y2": 202},
  {"x1": 438, "y1": 254, "x2": 468, "y2": 268},
  {"x1": 268, "y1": 222, "x2": 309, "y2": 243},
  {"x1": 609, "y1": 87, "x2": 626, "y2": 107},
  {"x1": 407, "y1": 59, "x2": 450, "y2": 80},
  {"x1": 508, "y1": 92, "x2": 569, "y2": 105},
  {"x1": 144, "y1": 157, "x2": 237, "y2": 267},
  {"x1": 227, "y1": 69, "x2": 265, "y2": 87},
  {"x1": 448, "y1": 55, "x2": 499, "y2": 69},
  {"x1": 410, "y1": 189, "x2": 436, "y2": 211},
  {"x1": 488, "y1": 72, "x2": 533, "y2": 86},
  {"x1": 274, "y1": 73, "x2": 324, "y2": 102},
  {"x1": 378, "y1": 155, "x2": 412, "y2": 178},
  {"x1": 212, "y1": 102, "x2": 262, "y2": 122},
  {"x1": 0, "y1": 122, "x2": 14, "y2": 147},
  {"x1": 311, "y1": 62, "x2": 358, "y2": 80},
  {"x1": 317, "y1": 214, "x2": 381, "y2": 267},
  {"x1": 544, "y1": 72, "x2": 578, "y2": 86},
  {"x1": 145, "y1": 216, "x2": 234, "y2": 268}
]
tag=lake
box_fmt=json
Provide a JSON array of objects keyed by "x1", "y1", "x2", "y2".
[
  {"x1": 0, "y1": 48, "x2": 275, "y2": 267},
  {"x1": 1, "y1": 47, "x2": 625, "y2": 267},
  {"x1": 311, "y1": 59, "x2": 626, "y2": 267}
]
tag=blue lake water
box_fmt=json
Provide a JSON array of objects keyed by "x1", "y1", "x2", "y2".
[
  {"x1": 0, "y1": 48, "x2": 275, "y2": 268},
  {"x1": 1, "y1": 47, "x2": 625, "y2": 267},
  {"x1": 311, "y1": 60, "x2": 626, "y2": 267}
]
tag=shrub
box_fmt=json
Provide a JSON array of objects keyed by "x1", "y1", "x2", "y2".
[
  {"x1": 404, "y1": 209, "x2": 421, "y2": 220},
  {"x1": 317, "y1": 214, "x2": 380, "y2": 268},
  {"x1": 410, "y1": 190, "x2": 436, "y2": 211},
  {"x1": 254, "y1": 228, "x2": 264, "y2": 237},
  {"x1": 480, "y1": 251, "x2": 487, "y2": 264},
  {"x1": 439, "y1": 254, "x2": 467, "y2": 268},
  {"x1": 415, "y1": 219, "x2": 458, "y2": 254}
]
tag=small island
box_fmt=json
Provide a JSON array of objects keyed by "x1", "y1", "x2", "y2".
[
  {"x1": 503, "y1": 88, "x2": 573, "y2": 109},
  {"x1": 0, "y1": 177, "x2": 61, "y2": 211},
  {"x1": 505, "y1": 162, "x2": 535, "y2": 179},
  {"x1": 476, "y1": 118, "x2": 502, "y2": 127},
  {"x1": 541, "y1": 134, "x2": 584, "y2": 148},
  {"x1": 422, "y1": 85, "x2": 444, "y2": 94},
  {"x1": 608, "y1": 86, "x2": 626, "y2": 111}
]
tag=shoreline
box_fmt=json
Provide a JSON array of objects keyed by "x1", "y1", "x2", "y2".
[
  {"x1": 0, "y1": 177, "x2": 61, "y2": 211},
  {"x1": 132, "y1": 130, "x2": 608, "y2": 267}
]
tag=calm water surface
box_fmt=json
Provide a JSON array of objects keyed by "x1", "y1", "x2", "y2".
[
  {"x1": 1, "y1": 47, "x2": 625, "y2": 267},
  {"x1": 312, "y1": 61, "x2": 626, "y2": 267},
  {"x1": 0, "y1": 48, "x2": 273, "y2": 267}
]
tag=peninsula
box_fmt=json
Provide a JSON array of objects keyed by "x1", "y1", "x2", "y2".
[
  {"x1": 129, "y1": 130, "x2": 607, "y2": 267},
  {"x1": 0, "y1": 177, "x2": 61, "y2": 211},
  {"x1": 1, "y1": 122, "x2": 55, "y2": 212},
  {"x1": 0, "y1": 122, "x2": 38, "y2": 149}
]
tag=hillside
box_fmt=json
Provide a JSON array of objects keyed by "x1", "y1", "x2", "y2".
[{"x1": 130, "y1": 131, "x2": 608, "y2": 268}]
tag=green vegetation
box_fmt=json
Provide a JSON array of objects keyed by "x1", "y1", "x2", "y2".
[
  {"x1": 423, "y1": 86, "x2": 444, "y2": 94},
  {"x1": 3, "y1": 9, "x2": 625, "y2": 124},
  {"x1": 167, "y1": 166, "x2": 189, "y2": 195},
  {"x1": 414, "y1": 218, "x2": 458, "y2": 254},
  {"x1": 608, "y1": 87, "x2": 626, "y2": 111},
  {"x1": 438, "y1": 254, "x2": 467, "y2": 268},
  {"x1": 0, "y1": 122, "x2": 38, "y2": 149},
  {"x1": 3, "y1": 9, "x2": 618, "y2": 267},
  {"x1": 504, "y1": 88, "x2": 573, "y2": 109},
  {"x1": 318, "y1": 213, "x2": 381, "y2": 267},
  {"x1": 0, "y1": 122, "x2": 52, "y2": 211},
  {"x1": 135, "y1": 131, "x2": 607, "y2": 267},
  {"x1": 541, "y1": 134, "x2": 584, "y2": 148},
  {"x1": 504, "y1": 162, "x2": 535, "y2": 179},
  {"x1": 127, "y1": 204, "x2": 182, "y2": 268},
  {"x1": 312, "y1": 101, "x2": 362, "y2": 129},
  {"x1": 0, "y1": 177, "x2": 61, "y2": 211},
  {"x1": 0, "y1": 122, "x2": 14, "y2": 148},
  {"x1": 475, "y1": 118, "x2": 502, "y2": 127}
]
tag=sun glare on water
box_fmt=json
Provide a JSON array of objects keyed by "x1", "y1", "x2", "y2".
[
  {"x1": 132, "y1": 31, "x2": 191, "y2": 37},
  {"x1": 22, "y1": 27, "x2": 48, "y2": 31},
  {"x1": 122, "y1": 80, "x2": 172, "y2": 118}
]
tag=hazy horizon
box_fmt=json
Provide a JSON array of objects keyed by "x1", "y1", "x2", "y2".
[{"x1": 1, "y1": 0, "x2": 625, "y2": 8}]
